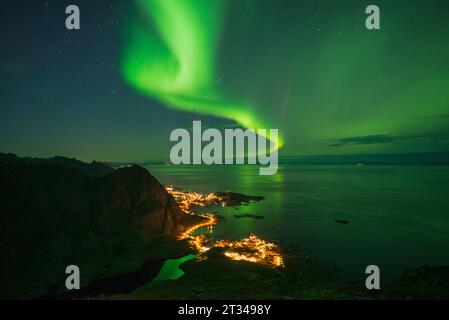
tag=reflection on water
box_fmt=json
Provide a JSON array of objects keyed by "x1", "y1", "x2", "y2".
[{"x1": 148, "y1": 164, "x2": 449, "y2": 280}]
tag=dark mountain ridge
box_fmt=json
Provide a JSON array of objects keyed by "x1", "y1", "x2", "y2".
[{"x1": 0, "y1": 153, "x2": 204, "y2": 298}]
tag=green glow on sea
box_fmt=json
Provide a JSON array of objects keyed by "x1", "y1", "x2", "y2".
[{"x1": 153, "y1": 254, "x2": 197, "y2": 281}]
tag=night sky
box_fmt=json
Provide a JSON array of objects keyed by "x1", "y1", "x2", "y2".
[{"x1": 1, "y1": 0, "x2": 449, "y2": 162}]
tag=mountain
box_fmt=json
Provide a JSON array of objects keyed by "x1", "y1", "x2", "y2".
[
  {"x1": 0, "y1": 152, "x2": 115, "y2": 177},
  {"x1": 0, "y1": 154, "x2": 204, "y2": 298}
]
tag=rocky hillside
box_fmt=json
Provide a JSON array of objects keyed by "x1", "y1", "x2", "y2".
[{"x1": 0, "y1": 154, "x2": 204, "y2": 298}]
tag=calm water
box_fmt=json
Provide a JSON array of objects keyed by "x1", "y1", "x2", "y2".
[
  {"x1": 146, "y1": 164, "x2": 449, "y2": 281},
  {"x1": 153, "y1": 254, "x2": 197, "y2": 281}
]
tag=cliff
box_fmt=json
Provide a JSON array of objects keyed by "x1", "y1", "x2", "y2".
[{"x1": 0, "y1": 155, "x2": 204, "y2": 298}]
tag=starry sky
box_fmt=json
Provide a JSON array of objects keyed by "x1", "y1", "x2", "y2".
[{"x1": 1, "y1": 0, "x2": 449, "y2": 162}]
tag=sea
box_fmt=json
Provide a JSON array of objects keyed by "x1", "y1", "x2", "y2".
[{"x1": 145, "y1": 164, "x2": 449, "y2": 281}]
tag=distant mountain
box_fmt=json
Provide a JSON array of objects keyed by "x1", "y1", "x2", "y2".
[
  {"x1": 102, "y1": 151, "x2": 449, "y2": 168},
  {"x1": 0, "y1": 152, "x2": 114, "y2": 177},
  {"x1": 280, "y1": 151, "x2": 449, "y2": 165},
  {"x1": 0, "y1": 154, "x2": 204, "y2": 298},
  {"x1": 105, "y1": 160, "x2": 170, "y2": 168}
]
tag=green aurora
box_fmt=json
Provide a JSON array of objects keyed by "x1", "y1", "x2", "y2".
[
  {"x1": 120, "y1": 0, "x2": 449, "y2": 158},
  {"x1": 121, "y1": 0, "x2": 283, "y2": 150},
  {"x1": 1, "y1": 0, "x2": 449, "y2": 161}
]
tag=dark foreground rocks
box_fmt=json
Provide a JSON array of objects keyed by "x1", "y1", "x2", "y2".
[
  {"x1": 383, "y1": 265, "x2": 449, "y2": 299},
  {"x1": 0, "y1": 154, "x2": 204, "y2": 299},
  {"x1": 107, "y1": 251, "x2": 449, "y2": 300},
  {"x1": 108, "y1": 249, "x2": 364, "y2": 300}
]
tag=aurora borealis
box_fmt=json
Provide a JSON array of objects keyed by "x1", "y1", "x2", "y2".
[
  {"x1": 121, "y1": 0, "x2": 283, "y2": 149},
  {"x1": 3, "y1": 0, "x2": 449, "y2": 302},
  {"x1": 1, "y1": 0, "x2": 449, "y2": 161}
]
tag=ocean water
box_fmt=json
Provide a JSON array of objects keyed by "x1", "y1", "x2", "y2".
[
  {"x1": 153, "y1": 254, "x2": 197, "y2": 281},
  {"x1": 146, "y1": 164, "x2": 449, "y2": 281}
]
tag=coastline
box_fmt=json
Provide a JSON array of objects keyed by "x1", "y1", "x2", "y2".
[
  {"x1": 125, "y1": 184, "x2": 449, "y2": 300},
  {"x1": 1, "y1": 154, "x2": 449, "y2": 299},
  {"x1": 110, "y1": 184, "x2": 449, "y2": 300}
]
